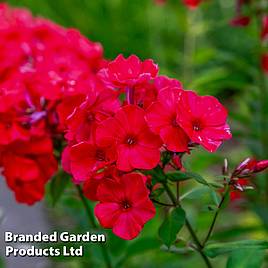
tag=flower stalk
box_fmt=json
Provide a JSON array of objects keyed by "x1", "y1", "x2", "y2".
[{"x1": 162, "y1": 182, "x2": 213, "y2": 268}]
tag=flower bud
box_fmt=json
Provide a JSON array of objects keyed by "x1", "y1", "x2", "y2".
[
  {"x1": 232, "y1": 158, "x2": 268, "y2": 178},
  {"x1": 222, "y1": 158, "x2": 228, "y2": 175},
  {"x1": 172, "y1": 154, "x2": 182, "y2": 170},
  {"x1": 232, "y1": 157, "x2": 253, "y2": 177},
  {"x1": 254, "y1": 160, "x2": 268, "y2": 173}
]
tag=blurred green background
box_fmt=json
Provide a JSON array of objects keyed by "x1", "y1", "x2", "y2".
[{"x1": 2, "y1": 0, "x2": 268, "y2": 267}]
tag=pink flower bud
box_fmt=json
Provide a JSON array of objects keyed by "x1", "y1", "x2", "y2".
[{"x1": 233, "y1": 157, "x2": 252, "y2": 176}]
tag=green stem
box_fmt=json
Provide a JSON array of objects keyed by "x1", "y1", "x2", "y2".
[
  {"x1": 162, "y1": 183, "x2": 213, "y2": 268},
  {"x1": 151, "y1": 198, "x2": 174, "y2": 207},
  {"x1": 202, "y1": 187, "x2": 230, "y2": 247},
  {"x1": 76, "y1": 185, "x2": 113, "y2": 268}
]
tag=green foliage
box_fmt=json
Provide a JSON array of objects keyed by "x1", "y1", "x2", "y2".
[
  {"x1": 226, "y1": 249, "x2": 265, "y2": 268},
  {"x1": 159, "y1": 207, "x2": 185, "y2": 248},
  {"x1": 204, "y1": 240, "x2": 268, "y2": 258}
]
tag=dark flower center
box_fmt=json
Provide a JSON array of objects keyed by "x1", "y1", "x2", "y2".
[
  {"x1": 86, "y1": 112, "x2": 95, "y2": 122},
  {"x1": 120, "y1": 199, "x2": 132, "y2": 210},
  {"x1": 95, "y1": 149, "x2": 105, "y2": 161},
  {"x1": 5, "y1": 123, "x2": 12, "y2": 129},
  {"x1": 125, "y1": 135, "x2": 137, "y2": 146},
  {"x1": 171, "y1": 115, "x2": 179, "y2": 127},
  {"x1": 15, "y1": 179, "x2": 23, "y2": 187},
  {"x1": 192, "y1": 119, "x2": 203, "y2": 132}
]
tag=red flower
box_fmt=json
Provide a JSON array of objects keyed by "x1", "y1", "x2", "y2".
[
  {"x1": 83, "y1": 165, "x2": 121, "y2": 201},
  {"x1": 0, "y1": 109, "x2": 29, "y2": 145},
  {"x1": 177, "y1": 90, "x2": 232, "y2": 152},
  {"x1": 68, "y1": 141, "x2": 116, "y2": 183},
  {"x1": 261, "y1": 54, "x2": 268, "y2": 74},
  {"x1": 154, "y1": 75, "x2": 182, "y2": 91},
  {"x1": 65, "y1": 87, "x2": 120, "y2": 143},
  {"x1": 230, "y1": 16, "x2": 251, "y2": 27},
  {"x1": 96, "y1": 105, "x2": 162, "y2": 171},
  {"x1": 183, "y1": 0, "x2": 202, "y2": 9},
  {"x1": 94, "y1": 172, "x2": 156, "y2": 240},
  {"x1": 146, "y1": 87, "x2": 190, "y2": 152},
  {"x1": 1, "y1": 137, "x2": 57, "y2": 205},
  {"x1": 98, "y1": 54, "x2": 158, "y2": 90},
  {"x1": 261, "y1": 16, "x2": 268, "y2": 40}
]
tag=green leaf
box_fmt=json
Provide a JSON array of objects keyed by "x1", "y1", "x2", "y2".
[
  {"x1": 50, "y1": 169, "x2": 70, "y2": 206},
  {"x1": 210, "y1": 189, "x2": 221, "y2": 206},
  {"x1": 204, "y1": 240, "x2": 268, "y2": 258},
  {"x1": 180, "y1": 187, "x2": 211, "y2": 200},
  {"x1": 166, "y1": 171, "x2": 209, "y2": 186},
  {"x1": 159, "y1": 207, "x2": 185, "y2": 247},
  {"x1": 166, "y1": 171, "x2": 194, "y2": 181},
  {"x1": 189, "y1": 172, "x2": 209, "y2": 185},
  {"x1": 226, "y1": 249, "x2": 265, "y2": 268}
]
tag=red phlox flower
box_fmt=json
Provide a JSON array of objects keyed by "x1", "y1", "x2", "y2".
[
  {"x1": 65, "y1": 29, "x2": 104, "y2": 72},
  {"x1": 56, "y1": 94, "x2": 86, "y2": 129},
  {"x1": 98, "y1": 54, "x2": 158, "y2": 90},
  {"x1": 0, "y1": 108, "x2": 30, "y2": 145},
  {"x1": 68, "y1": 141, "x2": 117, "y2": 184},
  {"x1": 154, "y1": 75, "x2": 182, "y2": 91},
  {"x1": 1, "y1": 137, "x2": 57, "y2": 205},
  {"x1": 83, "y1": 165, "x2": 121, "y2": 201},
  {"x1": 176, "y1": 90, "x2": 232, "y2": 152},
  {"x1": 146, "y1": 87, "x2": 190, "y2": 152},
  {"x1": 94, "y1": 172, "x2": 156, "y2": 240},
  {"x1": 96, "y1": 105, "x2": 162, "y2": 171},
  {"x1": 65, "y1": 86, "x2": 120, "y2": 143},
  {"x1": 130, "y1": 75, "x2": 182, "y2": 109}
]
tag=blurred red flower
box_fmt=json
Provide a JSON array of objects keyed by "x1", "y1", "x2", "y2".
[
  {"x1": 230, "y1": 16, "x2": 251, "y2": 27},
  {"x1": 261, "y1": 54, "x2": 268, "y2": 74},
  {"x1": 183, "y1": 0, "x2": 202, "y2": 9},
  {"x1": 261, "y1": 16, "x2": 268, "y2": 40},
  {"x1": 1, "y1": 137, "x2": 57, "y2": 205}
]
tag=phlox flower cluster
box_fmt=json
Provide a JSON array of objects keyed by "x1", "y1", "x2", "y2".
[
  {"x1": 62, "y1": 54, "x2": 232, "y2": 239},
  {"x1": 0, "y1": 4, "x2": 103, "y2": 205}
]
